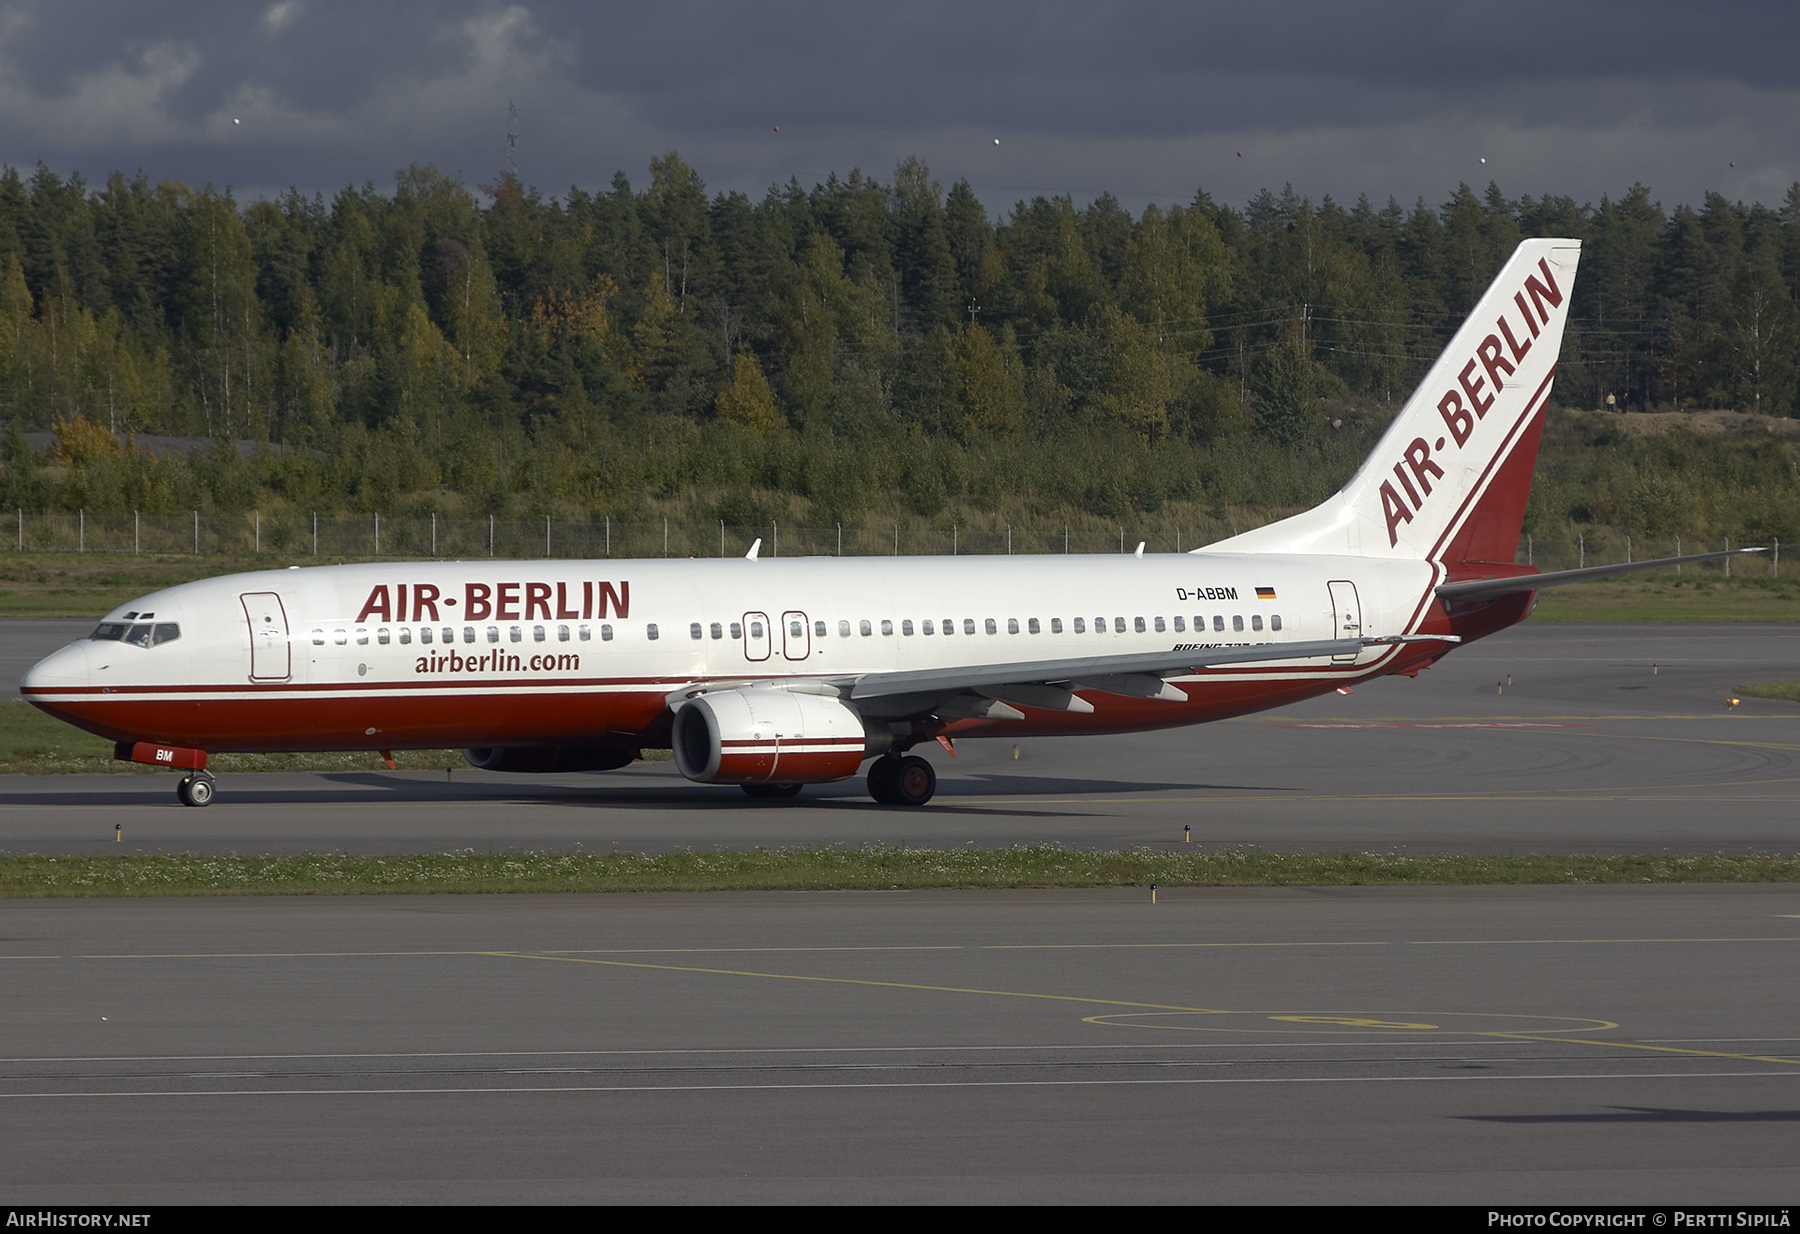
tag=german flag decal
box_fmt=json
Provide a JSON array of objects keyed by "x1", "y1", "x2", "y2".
[{"x1": 1255, "y1": 586, "x2": 1277, "y2": 600}]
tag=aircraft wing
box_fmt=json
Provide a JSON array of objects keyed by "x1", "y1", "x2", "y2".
[
  {"x1": 812, "y1": 634, "x2": 1449, "y2": 719},
  {"x1": 1436, "y1": 548, "x2": 1766, "y2": 602},
  {"x1": 665, "y1": 634, "x2": 1456, "y2": 718}
]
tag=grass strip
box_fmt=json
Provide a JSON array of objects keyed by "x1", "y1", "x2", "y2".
[
  {"x1": 2, "y1": 849, "x2": 1797, "y2": 898},
  {"x1": 1739, "y1": 681, "x2": 1800, "y2": 704}
]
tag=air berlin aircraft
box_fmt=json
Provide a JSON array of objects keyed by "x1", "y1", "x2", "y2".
[{"x1": 18, "y1": 239, "x2": 1751, "y2": 807}]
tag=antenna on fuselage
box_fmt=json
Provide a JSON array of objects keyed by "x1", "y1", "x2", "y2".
[{"x1": 745, "y1": 538, "x2": 761, "y2": 560}]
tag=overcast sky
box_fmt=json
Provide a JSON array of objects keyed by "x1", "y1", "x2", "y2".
[{"x1": 3, "y1": 1, "x2": 1797, "y2": 219}]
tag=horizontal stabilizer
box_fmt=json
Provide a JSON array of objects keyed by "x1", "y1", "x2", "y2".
[{"x1": 1436, "y1": 548, "x2": 1767, "y2": 602}]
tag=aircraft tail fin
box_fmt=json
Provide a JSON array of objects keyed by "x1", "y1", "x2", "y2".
[{"x1": 1205, "y1": 238, "x2": 1581, "y2": 564}]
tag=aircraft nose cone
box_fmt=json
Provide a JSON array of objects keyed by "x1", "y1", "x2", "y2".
[{"x1": 20, "y1": 642, "x2": 93, "y2": 692}]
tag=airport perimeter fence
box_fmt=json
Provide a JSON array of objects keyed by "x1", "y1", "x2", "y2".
[{"x1": 2, "y1": 509, "x2": 1781, "y2": 577}]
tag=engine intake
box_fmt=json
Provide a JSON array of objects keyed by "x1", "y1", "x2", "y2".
[{"x1": 671, "y1": 688, "x2": 888, "y2": 784}]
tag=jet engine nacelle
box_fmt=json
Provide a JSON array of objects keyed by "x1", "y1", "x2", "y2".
[
  {"x1": 461, "y1": 745, "x2": 639, "y2": 773},
  {"x1": 671, "y1": 688, "x2": 889, "y2": 785}
]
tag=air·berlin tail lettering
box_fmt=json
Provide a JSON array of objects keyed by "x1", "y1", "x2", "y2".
[{"x1": 1378, "y1": 256, "x2": 1565, "y2": 548}]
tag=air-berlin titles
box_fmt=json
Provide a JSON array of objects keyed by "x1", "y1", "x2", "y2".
[
  {"x1": 355, "y1": 580, "x2": 630, "y2": 624},
  {"x1": 1377, "y1": 257, "x2": 1564, "y2": 547}
]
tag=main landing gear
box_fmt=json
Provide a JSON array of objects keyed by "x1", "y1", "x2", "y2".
[
  {"x1": 867, "y1": 754, "x2": 936, "y2": 806},
  {"x1": 175, "y1": 772, "x2": 216, "y2": 808}
]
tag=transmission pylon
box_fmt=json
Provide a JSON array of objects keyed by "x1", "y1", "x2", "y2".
[{"x1": 506, "y1": 101, "x2": 518, "y2": 180}]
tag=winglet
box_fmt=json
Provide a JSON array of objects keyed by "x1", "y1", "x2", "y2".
[
  {"x1": 745, "y1": 538, "x2": 761, "y2": 560},
  {"x1": 1134, "y1": 541, "x2": 1145, "y2": 558}
]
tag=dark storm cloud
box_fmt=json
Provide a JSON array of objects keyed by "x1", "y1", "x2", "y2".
[{"x1": 1, "y1": 1, "x2": 1795, "y2": 210}]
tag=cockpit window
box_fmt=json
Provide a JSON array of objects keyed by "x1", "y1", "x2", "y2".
[
  {"x1": 115, "y1": 622, "x2": 181, "y2": 647},
  {"x1": 90, "y1": 623, "x2": 129, "y2": 641}
]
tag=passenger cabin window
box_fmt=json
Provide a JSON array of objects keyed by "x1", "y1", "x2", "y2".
[
  {"x1": 1153, "y1": 617, "x2": 1165, "y2": 633},
  {"x1": 1027, "y1": 618, "x2": 1039, "y2": 634},
  {"x1": 580, "y1": 625, "x2": 592, "y2": 641},
  {"x1": 813, "y1": 620, "x2": 826, "y2": 638},
  {"x1": 441, "y1": 628, "x2": 454, "y2": 644},
  {"x1": 880, "y1": 620, "x2": 893, "y2": 636},
  {"x1": 334, "y1": 629, "x2": 348, "y2": 645},
  {"x1": 1213, "y1": 615, "x2": 1225, "y2": 632},
  {"x1": 902, "y1": 620, "x2": 915, "y2": 636},
  {"x1": 861, "y1": 620, "x2": 874, "y2": 637},
  {"x1": 1134, "y1": 617, "x2": 1146, "y2": 633},
  {"x1": 1233, "y1": 615, "x2": 1244, "y2": 632},
  {"x1": 1251, "y1": 615, "x2": 1263, "y2": 632},
  {"x1": 378, "y1": 627, "x2": 391, "y2": 644},
  {"x1": 646, "y1": 623, "x2": 659, "y2": 640},
  {"x1": 838, "y1": 620, "x2": 851, "y2": 638},
  {"x1": 510, "y1": 626, "x2": 522, "y2": 643},
  {"x1": 922, "y1": 620, "x2": 934, "y2": 635},
  {"x1": 1072, "y1": 618, "x2": 1085, "y2": 633},
  {"x1": 601, "y1": 624, "x2": 614, "y2": 641},
  {"x1": 399, "y1": 628, "x2": 411, "y2": 645},
  {"x1": 1271, "y1": 615, "x2": 1283, "y2": 632},
  {"x1": 749, "y1": 621, "x2": 763, "y2": 639},
  {"x1": 1049, "y1": 618, "x2": 1061, "y2": 634},
  {"x1": 690, "y1": 623, "x2": 703, "y2": 640},
  {"x1": 1114, "y1": 618, "x2": 1126, "y2": 633},
  {"x1": 984, "y1": 619, "x2": 997, "y2": 635},
  {"x1": 356, "y1": 628, "x2": 369, "y2": 645},
  {"x1": 420, "y1": 627, "x2": 433, "y2": 644},
  {"x1": 1007, "y1": 619, "x2": 1019, "y2": 634},
  {"x1": 1173, "y1": 617, "x2": 1184, "y2": 632},
  {"x1": 487, "y1": 627, "x2": 499, "y2": 643},
  {"x1": 730, "y1": 622, "x2": 743, "y2": 639},
  {"x1": 533, "y1": 625, "x2": 546, "y2": 642},
  {"x1": 559, "y1": 625, "x2": 571, "y2": 642},
  {"x1": 711, "y1": 623, "x2": 723, "y2": 640},
  {"x1": 963, "y1": 619, "x2": 976, "y2": 635},
  {"x1": 312, "y1": 629, "x2": 325, "y2": 645}
]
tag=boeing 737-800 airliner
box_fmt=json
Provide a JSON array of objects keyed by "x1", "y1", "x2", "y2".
[{"x1": 17, "y1": 238, "x2": 1753, "y2": 807}]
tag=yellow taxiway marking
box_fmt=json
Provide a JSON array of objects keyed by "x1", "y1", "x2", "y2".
[
  {"x1": 1490, "y1": 1034, "x2": 1800, "y2": 1068},
  {"x1": 1080, "y1": 1010, "x2": 1616, "y2": 1035},
  {"x1": 0, "y1": 945, "x2": 964, "y2": 962},
  {"x1": 482, "y1": 949, "x2": 1237, "y2": 1016},
  {"x1": 969, "y1": 789, "x2": 1800, "y2": 805}
]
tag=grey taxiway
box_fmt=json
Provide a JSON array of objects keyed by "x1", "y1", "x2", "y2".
[{"x1": 2, "y1": 619, "x2": 1797, "y2": 1202}]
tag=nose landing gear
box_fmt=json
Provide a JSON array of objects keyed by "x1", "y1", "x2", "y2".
[
  {"x1": 867, "y1": 754, "x2": 936, "y2": 806},
  {"x1": 175, "y1": 772, "x2": 216, "y2": 807}
]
